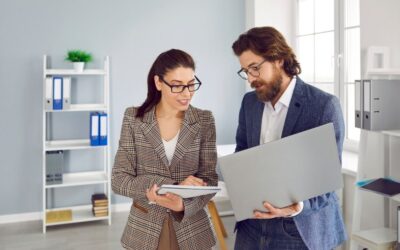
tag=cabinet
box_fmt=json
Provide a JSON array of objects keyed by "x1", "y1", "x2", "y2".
[
  {"x1": 41, "y1": 55, "x2": 111, "y2": 233},
  {"x1": 351, "y1": 130, "x2": 400, "y2": 249}
]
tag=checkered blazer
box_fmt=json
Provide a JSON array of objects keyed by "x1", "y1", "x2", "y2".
[{"x1": 112, "y1": 105, "x2": 218, "y2": 250}]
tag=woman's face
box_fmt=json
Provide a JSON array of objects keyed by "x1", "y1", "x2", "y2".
[{"x1": 155, "y1": 67, "x2": 196, "y2": 112}]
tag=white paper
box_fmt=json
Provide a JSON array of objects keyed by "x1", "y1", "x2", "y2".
[{"x1": 157, "y1": 185, "x2": 221, "y2": 198}]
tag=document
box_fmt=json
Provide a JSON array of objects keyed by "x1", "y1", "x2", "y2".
[
  {"x1": 157, "y1": 185, "x2": 221, "y2": 198},
  {"x1": 219, "y1": 123, "x2": 343, "y2": 221}
]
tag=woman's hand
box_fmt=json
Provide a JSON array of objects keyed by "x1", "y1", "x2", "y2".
[
  {"x1": 179, "y1": 175, "x2": 207, "y2": 186},
  {"x1": 146, "y1": 184, "x2": 184, "y2": 212}
]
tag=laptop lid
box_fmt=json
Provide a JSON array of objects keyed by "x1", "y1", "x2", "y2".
[{"x1": 218, "y1": 123, "x2": 343, "y2": 221}]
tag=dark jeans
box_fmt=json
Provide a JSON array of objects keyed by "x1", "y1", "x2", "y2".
[{"x1": 234, "y1": 217, "x2": 308, "y2": 250}]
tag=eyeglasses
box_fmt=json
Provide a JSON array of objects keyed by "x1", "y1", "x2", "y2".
[
  {"x1": 237, "y1": 59, "x2": 268, "y2": 80},
  {"x1": 159, "y1": 75, "x2": 202, "y2": 93}
]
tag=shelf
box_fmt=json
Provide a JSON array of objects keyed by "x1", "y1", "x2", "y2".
[
  {"x1": 46, "y1": 205, "x2": 109, "y2": 226},
  {"x1": 382, "y1": 130, "x2": 400, "y2": 137},
  {"x1": 352, "y1": 228, "x2": 397, "y2": 249},
  {"x1": 45, "y1": 69, "x2": 106, "y2": 76},
  {"x1": 45, "y1": 104, "x2": 107, "y2": 112},
  {"x1": 45, "y1": 139, "x2": 106, "y2": 151},
  {"x1": 45, "y1": 171, "x2": 108, "y2": 188},
  {"x1": 367, "y1": 68, "x2": 400, "y2": 75}
]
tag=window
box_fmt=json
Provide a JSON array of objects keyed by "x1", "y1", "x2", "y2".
[{"x1": 296, "y1": 0, "x2": 360, "y2": 148}]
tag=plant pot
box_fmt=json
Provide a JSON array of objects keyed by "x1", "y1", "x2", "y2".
[{"x1": 73, "y1": 62, "x2": 85, "y2": 72}]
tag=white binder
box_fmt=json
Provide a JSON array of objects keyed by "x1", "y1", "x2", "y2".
[
  {"x1": 63, "y1": 77, "x2": 71, "y2": 109},
  {"x1": 45, "y1": 77, "x2": 53, "y2": 110}
]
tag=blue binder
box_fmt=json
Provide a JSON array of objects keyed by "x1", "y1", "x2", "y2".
[
  {"x1": 90, "y1": 112, "x2": 100, "y2": 146},
  {"x1": 99, "y1": 112, "x2": 108, "y2": 145},
  {"x1": 52, "y1": 77, "x2": 63, "y2": 110}
]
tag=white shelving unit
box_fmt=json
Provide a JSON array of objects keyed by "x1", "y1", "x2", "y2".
[
  {"x1": 41, "y1": 55, "x2": 111, "y2": 233},
  {"x1": 351, "y1": 130, "x2": 399, "y2": 249}
]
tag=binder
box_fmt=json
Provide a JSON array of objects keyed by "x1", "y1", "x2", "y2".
[
  {"x1": 398, "y1": 206, "x2": 400, "y2": 245},
  {"x1": 52, "y1": 77, "x2": 63, "y2": 110},
  {"x1": 354, "y1": 80, "x2": 363, "y2": 128},
  {"x1": 361, "y1": 79, "x2": 400, "y2": 130},
  {"x1": 63, "y1": 77, "x2": 71, "y2": 109},
  {"x1": 90, "y1": 112, "x2": 100, "y2": 146},
  {"x1": 99, "y1": 112, "x2": 108, "y2": 145},
  {"x1": 46, "y1": 151, "x2": 63, "y2": 184},
  {"x1": 45, "y1": 77, "x2": 53, "y2": 110},
  {"x1": 362, "y1": 80, "x2": 371, "y2": 130}
]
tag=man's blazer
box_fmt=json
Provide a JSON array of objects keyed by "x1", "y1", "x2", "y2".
[
  {"x1": 112, "y1": 105, "x2": 218, "y2": 250},
  {"x1": 235, "y1": 77, "x2": 347, "y2": 250}
]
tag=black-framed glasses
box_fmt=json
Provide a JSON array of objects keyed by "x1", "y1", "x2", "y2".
[
  {"x1": 237, "y1": 59, "x2": 268, "y2": 80},
  {"x1": 159, "y1": 75, "x2": 202, "y2": 93}
]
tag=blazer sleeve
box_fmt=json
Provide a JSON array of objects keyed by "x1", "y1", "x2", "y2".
[
  {"x1": 235, "y1": 94, "x2": 249, "y2": 152},
  {"x1": 300, "y1": 96, "x2": 345, "y2": 216},
  {"x1": 172, "y1": 111, "x2": 219, "y2": 223},
  {"x1": 111, "y1": 108, "x2": 176, "y2": 201}
]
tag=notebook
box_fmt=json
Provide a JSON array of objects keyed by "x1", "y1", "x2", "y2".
[
  {"x1": 359, "y1": 178, "x2": 400, "y2": 197},
  {"x1": 157, "y1": 185, "x2": 221, "y2": 198}
]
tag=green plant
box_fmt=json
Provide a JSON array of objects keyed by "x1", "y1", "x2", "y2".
[{"x1": 65, "y1": 50, "x2": 92, "y2": 63}]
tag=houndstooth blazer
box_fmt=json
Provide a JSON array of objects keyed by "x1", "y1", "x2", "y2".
[{"x1": 112, "y1": 105, "x2": 218, "y2": 250}]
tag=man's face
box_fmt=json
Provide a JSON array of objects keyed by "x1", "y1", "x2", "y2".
[{"x1": 238, "y1": 50, "x2": 283, "y2": 102}]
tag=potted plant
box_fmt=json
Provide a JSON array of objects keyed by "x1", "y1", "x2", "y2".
[{"x1": 65, "y1": 50, "x2": 92, "y2": 72}]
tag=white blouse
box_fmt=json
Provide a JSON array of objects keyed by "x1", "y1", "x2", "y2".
[{"x1": 162, "y1": 131, "x2": 180, "y2": 165}]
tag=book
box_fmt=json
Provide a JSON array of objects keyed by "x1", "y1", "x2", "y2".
[
  {"x1": 157, "y1": 185, "x2": 221, "y2": 198},
  {"x1": 359, "y1": 178, "x2": 400, "y2": 196},
  {"x1": 91, "y1": 193, "x2": 108, "y2": 204},
  {"x1": 46, "y1": 210, "x2": 72, "y2": 224}
]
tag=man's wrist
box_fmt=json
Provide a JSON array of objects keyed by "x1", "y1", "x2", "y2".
[{"x1": 287, "y1": 201, "x2": 304, "y2": 217}]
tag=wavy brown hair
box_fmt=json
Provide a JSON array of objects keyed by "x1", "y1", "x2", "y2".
[
  {"x1": 136, "y1": 49, "x2": 195, "y2": 118},
  {"x1": 232, "y1": 26, "x2": 301, "y2": 77}
]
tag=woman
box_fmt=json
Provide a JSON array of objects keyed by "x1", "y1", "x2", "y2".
[{"x1": 112, "y1": 49, "x2": 218, "y2": 250}]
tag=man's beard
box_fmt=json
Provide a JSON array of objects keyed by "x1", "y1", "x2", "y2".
[{"x1": 251, "y1": 69, "x2": 283, "y2": 102}]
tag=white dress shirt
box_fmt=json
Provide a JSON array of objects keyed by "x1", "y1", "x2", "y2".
[{"x1": 259, "y1": 76, "x2": 303, "y2": 216}]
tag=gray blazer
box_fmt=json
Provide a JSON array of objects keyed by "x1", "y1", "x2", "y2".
[
  {"x1": 112, "y1": 106, "x2": 218, "y2": 250},
  {"x1": 235, "y1": 77, "x2": 347, "y2": 250}
]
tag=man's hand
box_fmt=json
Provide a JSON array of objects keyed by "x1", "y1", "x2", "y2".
[
  {"x1": 253, "y1": 201, "x2": 301, "y2": 219},
  {"x1": 146, "y1": 184, "x2": 184, "y2": 212},
  {"x1": 179, "y1": 175, "x2": 207, "y2": 186}
]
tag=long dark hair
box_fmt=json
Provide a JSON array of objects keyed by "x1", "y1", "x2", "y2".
[
  {"x1": 232, "y1": 26, "x2": 301, "y2": 77},
  {"x1": 136, "y1": 49, "x2": 196, "y2": 118}
]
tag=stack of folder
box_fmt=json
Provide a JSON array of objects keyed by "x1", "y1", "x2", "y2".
[
  {"x1": 91, "y1": 193, "x2": 108, "y2": 217},
  {"x1": 45, "y1": 76, "x2": 71, "y2": 110},
  {"x1": 90, "y1": 112, "x2": 108, "y2": 146}
]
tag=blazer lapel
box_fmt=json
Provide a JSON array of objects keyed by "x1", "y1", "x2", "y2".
[
  {"x1": 251, "y1": 100, "x2": 264, "y2": 147},
  {"x1": 169, "y1": 106, "x2": 201, "y2": 172},
  {"x1": 139, "y1": 106, "x2": 170, "y2": 168},
  {"x1": 282, "y1": 78, "x2": 305, "y2": 138}
]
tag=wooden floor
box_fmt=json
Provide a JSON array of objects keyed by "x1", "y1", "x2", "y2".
[{"x1": 0, "y1": 211, "x2": 237, "y2": 250}]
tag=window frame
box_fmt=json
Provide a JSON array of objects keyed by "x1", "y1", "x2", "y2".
[{"x1": 295, "y1": 0, "x2": 360, "y2": 153}]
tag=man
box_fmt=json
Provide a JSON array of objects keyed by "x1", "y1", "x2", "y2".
[{"x1": 231, "y1": 26, "x2": 347, "y2": 250}]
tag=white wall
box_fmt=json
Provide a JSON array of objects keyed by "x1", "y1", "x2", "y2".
[
  {"x1": 0, "y1": 0, "x2": 246, "y2": 216},
  {"x1": 360, "y1": 0, "x2": 400, "y2": 75}
]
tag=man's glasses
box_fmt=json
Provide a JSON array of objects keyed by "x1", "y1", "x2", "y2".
[
  {"x1": 159, "y1": 75, "x2": 202, "y2": 93},
  {"x1": 237, "y1": 59, "x2": 268, "y2": 80}
]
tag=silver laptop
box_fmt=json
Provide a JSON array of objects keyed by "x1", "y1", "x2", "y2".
[{"x1": 218, "y1": 123, "x2": 343, "y2": 222}]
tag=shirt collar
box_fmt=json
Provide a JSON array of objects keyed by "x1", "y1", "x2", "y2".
[{"x1": 276, "y1": 76, "x2": 296, "y2": 108}]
